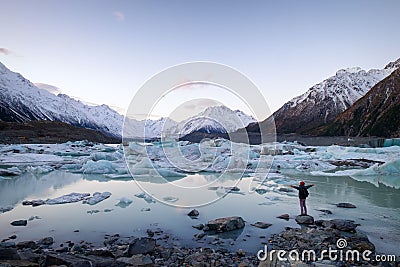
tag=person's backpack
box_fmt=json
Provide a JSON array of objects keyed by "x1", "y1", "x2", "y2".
[{"x1": 300, "y1": 187, "x2": 309, "y2": 198}]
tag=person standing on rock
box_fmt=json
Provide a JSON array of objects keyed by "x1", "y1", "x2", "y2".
[{"x1": 291, "y1": 181, "x2": 314, "y2": 215}]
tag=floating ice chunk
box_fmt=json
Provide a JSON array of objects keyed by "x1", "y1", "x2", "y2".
[
  {"x1": 352, "y1": 159, "x2": 400, "y2": 176},
  {"x1": 46, "y1": 192, "x2": 90, "y2": 205},
  {"x1": 0, "y1": 167, "x2": 22, "y2": 176},
  {"x1": 115, "y1": 197, "x2": 133, "y2": 208},
  {"x1": 0, "y1": 154, "x2": 63, "y2": 163},
  {"x1": 28, "y1": 215, "x2": 41, "y2": 221},
  {"x1": 27, "y1": 165, "x2": 54, "y2": 174},
  {"x1": 134, "y1": 192, "x2": 155, "y2": 203},
  {"x1": 156, "y1": 169, "x2": 186, "y2": 177},
  {"x1": 134, "y1": 158, "x2": 154, "y2": 168},
  {"x1": 80, "y1": 160, "x2": 117, "y2": 174},
  {"x1": 0, "y1": 206, "x2": 13, "y2": 214},
  {"x1": 90, "y1": 152, "x2": 119, "y2": 161},
  {"x1": 162, "y1": 196, "x2": 179, "y2": 203},
  {"x1": 87, "y1": 209, "x2": 100, "y2": 214},
  {"x1": 60, "y1": 163, "x2": 84, "y2": 170},
  {"x1": 83, "y1": 192, "x2": 111, "y2": 205}
]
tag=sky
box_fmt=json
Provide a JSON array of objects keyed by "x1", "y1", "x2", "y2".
[{"x1": 1, "y1": 0, "x2": 400, "y2": 120}]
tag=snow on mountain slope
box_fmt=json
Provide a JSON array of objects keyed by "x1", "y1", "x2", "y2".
[
  {"x1": 271, "y1": 58, "x2": 400, "y2": 134},
  {"x1": 1, "y1": 62, "x2": 254, "y2": 139},
  {"x1": 176, "y1": 106, "x2": 255, "y2": 136},
  {"x1": 0, "y1": 62, "x2": 123, "y2": 137}
]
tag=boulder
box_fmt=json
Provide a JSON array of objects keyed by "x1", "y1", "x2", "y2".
[
  {"x1": 132, "y1": 254, "x2": 153, "y2": 267},
  {"x1": 10, "y1": 220, "x2": 27, "y2": 226},
  {"x1": 295, "y1": 215, "x2": 314, "y2": 225},
  {"x1": 204, "y1": 216, "x2": 245, "y2": 233},
  {"x1": 276, "y1": 214, "x2": 289, "y2": 220},
  {"x1": 188, "y1": 209, "x2": 199, "y2": 217},
  {"x1": 250, "y1": 222, "x2": 272, "y2": 229},
  {"x1": 0, "y1": 247, "x2": 20, "y2": 260},
  {"x1": 37, "y1": 237, "x2": 54, "y2": 246},
  {"x1": 192, "y1": 224, "x2": 204, "y2": 230},
  {"x1": 330, "y1": 219, "x2": 358, "y2": 232},
  {"x1": 16, "y1": 241, "x2": 37, "y2": 249},
  {"x1": 127, "y1": 237, "x2": 156, "y2": 256},
  {"x1": 336, "y1": 203, "x2": 356, "y2": 208}
]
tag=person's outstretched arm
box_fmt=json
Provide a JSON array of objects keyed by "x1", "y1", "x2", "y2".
[
  {"x1": 290, "y1": 185, "x2": 300, "y2": 190},
  {"x1": 305, "y1": 184, "x2": 315, "y2": 189}
]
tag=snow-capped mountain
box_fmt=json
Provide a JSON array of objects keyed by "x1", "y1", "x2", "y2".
[
  {"x1": 0, "y1": 62, "x2": 123, "y2": 137},
  {"x1": 270, "y1": 58, "x2": 400, "y2": 134},
  {"x1": 321, "y1": 67, "x2": 400, "y2": 137},
  {"x1": 0, "y1": 61, "x2": 255, "y2": 139},
  {"x1": 176, "y1": 106, "x2": 255, "y2": 136}
]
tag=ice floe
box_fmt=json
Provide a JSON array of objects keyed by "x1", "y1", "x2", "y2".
[
  {"x1": 83, "y1": 192, "x2": 112, "y2": 205},
  {"x1": 46, "y1": 192, "x2": 90, "y2": 205}
]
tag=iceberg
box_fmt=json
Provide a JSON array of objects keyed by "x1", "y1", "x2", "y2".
[
  {"x1": 83, "y1": 192, "x2": 111, "y2": 205},
  {"x1": 46, "y1": 192, "x2": 90, "y2": 205},
  {"x1": 115, "y1": 197, "x2": 133, "y2": 208},
  {"x1": 90, "y1": 152, "x2": 122, "y2": 161},
  {"x1": 80, "y1": 160, "x2": 117, "y2": 174},
  {"x1": 27, "y1": 165, "x2": 54, "y2": 175}
]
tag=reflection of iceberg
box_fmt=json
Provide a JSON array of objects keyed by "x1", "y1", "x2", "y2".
[{"x1": 0, "y1": 171, "x2": 82, "y2": 208}]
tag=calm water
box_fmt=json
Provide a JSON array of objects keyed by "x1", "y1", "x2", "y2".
[{"x1": 0, "y1": 170, "x2": 399, "y2": 255}]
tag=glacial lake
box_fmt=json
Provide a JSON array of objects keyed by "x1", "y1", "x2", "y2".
[{"x1": 1, "y1": 169, "x2": 399, "y2": 256}]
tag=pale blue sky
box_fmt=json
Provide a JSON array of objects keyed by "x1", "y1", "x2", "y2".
[{"x1": 1, "y1": 0, "x2": 399, "y2": 117}]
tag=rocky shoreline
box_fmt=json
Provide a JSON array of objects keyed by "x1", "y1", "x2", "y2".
[{"x1": 1, "y1": 213, "x2": 399, "y2": 267}]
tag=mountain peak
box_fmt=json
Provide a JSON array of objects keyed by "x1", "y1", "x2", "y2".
[{"x1": 384, "y1": 58, "x2": 400, "y2": 70}]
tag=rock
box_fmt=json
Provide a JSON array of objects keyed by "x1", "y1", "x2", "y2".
[
  {"x1": 295, "y1": 215, "x2": 314, "y2": 225},
  {"x1": 0, "y1": 260, "x2": 38, "y2": 266},
  {"x1": 104, "y1": 235, "x2": 119, "y2": 246},
  {"x1": 192, "y1": 224, "x2": 204, "y2": 230},
  {"x1": 87, "y1": 248, "x2": 115, "y2": 258},
  {"x1": 43, "y1": 253, "x2": 93, "y2": 267},
  {"x1": 204, "y1": 216, "x2": 245, "y2": 233},
  {"x1": 8, "y1": 235, "x2": 17, "y2": 240},
  {"x1": 18, "y1": 249, "x2": 41, "y2": 262},
  {"x1": 127, "y1": 237, "x2": 156, "y2": 256},
  {"x1": 194, "y1": 233, "x2": 205, "y2": 240},
  {"x1": 336, "y1": 202, "x2": 356, "y2": 208},
  {"x1": 0, "y1": 242, "x2": 16, "y2": 248},
  {"x1": 146, "y1": 229, "x2": 154, "y2": 237},
  {"x1": 316, "y1": 209, "x2": 333, "y2": 214},
  {"x1": 22, "y1": 200, "x2": 46, "y2": 207},
  {"x1": 276, "y1": 214, "x2": 289, "y2": 220},
  {"x1": 71, "y1": 244, "x2": 84, "y2": 253},
  {"x1": 250, "y1": 222, "x2": 272, "y2": 229},
  {"x1": 16, "y1": 241, "x2": 37, "y2": 249},
  {"x1": 11, "y1": 220, "x2": 27, "y2": 226},
  {"x1": 132, "y1": 254, "x2": 153, "y2": 267},
  {"x1": 116, "y1": 257, "x2": 133, "y2": 265},
  {"x1": 37, "y1": 237, "x2": 54, "y2": 246},
  {"x1": 236, "y1": 249, "x2": 245, "y2": 257},
  {"x1": 56, "y1": 246, "x2": 69, "y2": 252},
  {"x1": 188, "y1": 209, "x2": 199, "y2": 217},
  {"x1": 0, "y1": 247, "x2": 20, "y2": 260},
  {"x1": 330, "y1": 219, "x2": 358, "y2": 232}
]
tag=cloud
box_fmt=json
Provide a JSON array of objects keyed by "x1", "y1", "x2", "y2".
[
  {"x1": 113, "y1": 11, "x2": 125, "y2": 21},
  {"x1": 0, "y1": 48, "x2": 12, "y2": 55}
]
